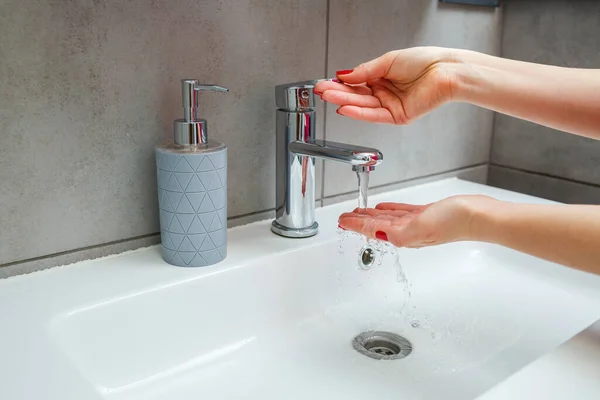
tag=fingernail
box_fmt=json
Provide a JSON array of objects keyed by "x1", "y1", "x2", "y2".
[
  {"x1": 336, "y1": 69, "x2": 354, "y2": 75},
  {"x1": 331, "y1": 78, "x2": 341, "y2": 83},
  {"x1": 338, "y1": 223, "x2": 346, "y2": 230},
  {"x1": 336, "y1": 108, "x2": 342, "y2": 115},
  {"x1": 375, "y1": 231, "x2": 388, "y2": 241}
]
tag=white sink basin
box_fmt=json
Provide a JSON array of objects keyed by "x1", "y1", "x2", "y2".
[{"x1": 2, "y1": 179, "x2": 600, "y2": 400}]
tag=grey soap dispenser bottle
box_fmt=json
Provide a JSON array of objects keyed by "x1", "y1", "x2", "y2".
[{"x1": 156, "y1": 79, "x2": 228, "y2": 267}]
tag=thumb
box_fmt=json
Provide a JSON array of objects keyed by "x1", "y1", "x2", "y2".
[{"x1": 337, "y1": 51, "x2": 397, "y2": 84}]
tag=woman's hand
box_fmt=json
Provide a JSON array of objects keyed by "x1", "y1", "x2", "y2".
[
  {"x1": 338, "y1": 195, "x2": 496, "y2": 248},
  {"x1": 314, "y1": 47, "x2": 460, "y2": 124},
  {"x1": 339, "y1": 195, "x2": 600, "y2": 274}
]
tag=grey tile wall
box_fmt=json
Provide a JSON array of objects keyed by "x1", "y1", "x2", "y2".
[
  {"x1": 488, "y1": 166, "x2": 600, "y2": 205},
  {"x1": 0, "y1": 0, "x2": 502, "y2": 276},
  {"x1": 0, "y1": 0, "x2": 327, "y2": 268},
  {"x1": 491, "y1": 0, "x2": 600, "y2": 202},
  {"x1": 323, "y1": 0, "x2": 502, "y2": 197}
]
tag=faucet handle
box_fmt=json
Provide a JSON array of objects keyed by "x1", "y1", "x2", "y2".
[{"x1": 275, "y1": 80, "x2": 318, "y2": 111}]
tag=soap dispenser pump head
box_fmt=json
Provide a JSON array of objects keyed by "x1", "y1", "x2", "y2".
[{"x1": 174, "y1": 79, "x2": 228, "y2": 146}]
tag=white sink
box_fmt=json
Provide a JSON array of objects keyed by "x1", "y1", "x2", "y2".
[{"x1": 1, "y1": 178, "x2": 600, "y2": 400}]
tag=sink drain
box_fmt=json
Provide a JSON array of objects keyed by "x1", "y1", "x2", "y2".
[
  {"x1": 352, "y1": 331, "x2": 412, "y2": 360},
  {"x1": 358, "y1": 245, "x2": 376, "y2": 270}
]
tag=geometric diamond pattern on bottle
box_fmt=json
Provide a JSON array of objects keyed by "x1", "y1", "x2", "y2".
[{"x1": 156, "y1": 148, "x2": 227, "y2": 267}]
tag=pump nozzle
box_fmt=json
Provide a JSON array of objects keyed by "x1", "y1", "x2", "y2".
[{"x1": 175, "y1": 79, "x2": 228, "y2": 145}]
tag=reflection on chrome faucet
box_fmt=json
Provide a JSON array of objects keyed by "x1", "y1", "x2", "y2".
[{"x1": 271, "y1": 81, "x2": 383, "y2": 238}]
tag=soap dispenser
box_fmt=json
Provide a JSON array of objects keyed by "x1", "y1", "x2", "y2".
[{"x1": 156, "y1": 79, "x2": 228, "y2": 267}]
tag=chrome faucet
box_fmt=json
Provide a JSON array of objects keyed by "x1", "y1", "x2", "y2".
[{"x1": 271, "y1": 81, "x2": 383, "y2": 238}]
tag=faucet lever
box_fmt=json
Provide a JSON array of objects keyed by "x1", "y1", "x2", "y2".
[{"x1": 275, "y1": 80, "x2": 318, "y2": 111}]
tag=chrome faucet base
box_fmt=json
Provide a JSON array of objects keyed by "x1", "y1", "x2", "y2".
[{"x1": 271, "y1": 220, "x2": 319, "y2": 238}]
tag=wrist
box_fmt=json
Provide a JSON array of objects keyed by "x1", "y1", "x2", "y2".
[
  {"x1": 466, "y1": 196, "x2": 509, "y2": 243},
  {"x1": 445, "y1": 49, "x2": 488, "y2": 103}
]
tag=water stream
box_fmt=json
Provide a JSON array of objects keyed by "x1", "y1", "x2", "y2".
[
  {"x1": 337, "y1": 171, "x2": 418, "y2": 327},
  {"x1": 356, "y1": 171, "x2": 369, "y2": 209}
]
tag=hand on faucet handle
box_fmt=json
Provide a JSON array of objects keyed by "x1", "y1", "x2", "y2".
[{"x1": 314, "y1": 47, "x2": 459, "y2": 125}]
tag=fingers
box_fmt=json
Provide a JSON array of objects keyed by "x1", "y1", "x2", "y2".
[
  {"x1": 338, "y1": 215, "x2": 425, "y2": 248},
  {"x1": 339, "y1": 212, "x2": 405, "y2": 225},
  {"x1": 351, "y1": 208, "x2": 412, "y2": 218},
  {"x1": 336, "y1": 106, "x2": 396, "y2": 124},
  {"x1": 336, "y1": 51, "x2": 398, "y2": 85},
  {"x1": 314, "y1": 81, "x2": 373, "y2": 96},
  {"x1": 375, "y1": 203, "x2": 426, "y2": 212},
  {"x1": 338, "y1": 214, "x2": 395, "y2": 240},
  {"x1": 321, "y1": 91, "x2": 381, "y2": 108}
]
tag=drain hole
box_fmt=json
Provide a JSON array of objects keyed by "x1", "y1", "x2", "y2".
[
  {"x1": 353, "y1": 331, "x2": 412, "y2": 360},
  {"x1": 358, "y1": 245, "x2": 376, "y2": 270},
  {"x1": 365, "y1": 341, "x2": 400, "y2": 355}
]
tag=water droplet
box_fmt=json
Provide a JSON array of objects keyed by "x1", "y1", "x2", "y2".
[{"x1": 411, "y1": 321, "x2": 421, "y2": 328}]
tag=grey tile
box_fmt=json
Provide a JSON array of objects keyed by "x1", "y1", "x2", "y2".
[
  {"x1": 0, "y1": 207, "x2": 281, "y2": 278},
  {"x1": 502, "y1": 0, "x2": 600, "y2": 69},
  {"x1": 492, "y1": 0, "x2": 600, "y2": 185},
  {"x1": 323, "y1": 164, "x2": 488, "y2": 206},
  {"x1": 0, "y1": 235, "x2": 161, "y2": 280},
  {"x1": 227, "y1": 209, "x2": 275, "y2": 229},
  {"x1": 488, "y1": 165, "x2": 600, "y2": 205},
  {"x1": 492, "y1": 117, "x2": 600, "y2": 185},
  {"x1": 0, "y1": 0, "x2": 327, "y2": 265},
  {"x1": 323, "y1": 0, "x2": 502, "y2": 197}
]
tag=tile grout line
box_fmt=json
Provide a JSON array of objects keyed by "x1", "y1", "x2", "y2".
[
  {"x1": 0, "y1": 208, "x2": 278, "y2": 270},
  {"x1": 227, "y1": 208, "x2": 274, "y2": 221},
  {"x1": 490, "y1": 163, "x2": 600, "y2": 189},
  {"x1": 320, "y1": 0, "x2": 331, "y2": 207},
  {"x1": 487, "y1": 112, "x2": 498, "y2": 177},
  {"x1": 486, "y1": 0, "x2": 505, "y2": 181},
  {"x1": 0, "y1": 232, "x2": 161, "y2": 269}
]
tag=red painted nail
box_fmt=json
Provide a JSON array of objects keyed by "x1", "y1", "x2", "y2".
[
  {"x1": 375, "y1": 231, "x2": 388, "y2": 241},
  {"x1": 331, "y1": 78, "x2": 341, "y2": 83},
  {"x1": 336, "y1": 69, "x2": 354, "y2": 75}
]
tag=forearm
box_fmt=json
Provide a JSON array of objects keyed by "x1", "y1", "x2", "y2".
[
  {"x1": 452, "y1": 49, "x2": 600, "y2": 139},
  {"x1": 472, "y1": 201, "x2": 600, "y2": 274}
]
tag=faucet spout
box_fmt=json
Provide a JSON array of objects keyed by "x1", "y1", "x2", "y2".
[{"x1": 289, "y1": 139, "x2": 383, "y2": 172}]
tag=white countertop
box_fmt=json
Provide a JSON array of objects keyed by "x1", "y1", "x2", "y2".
[{"x1": 479, "y1": 320, "x2": 600, "y2": 399}]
